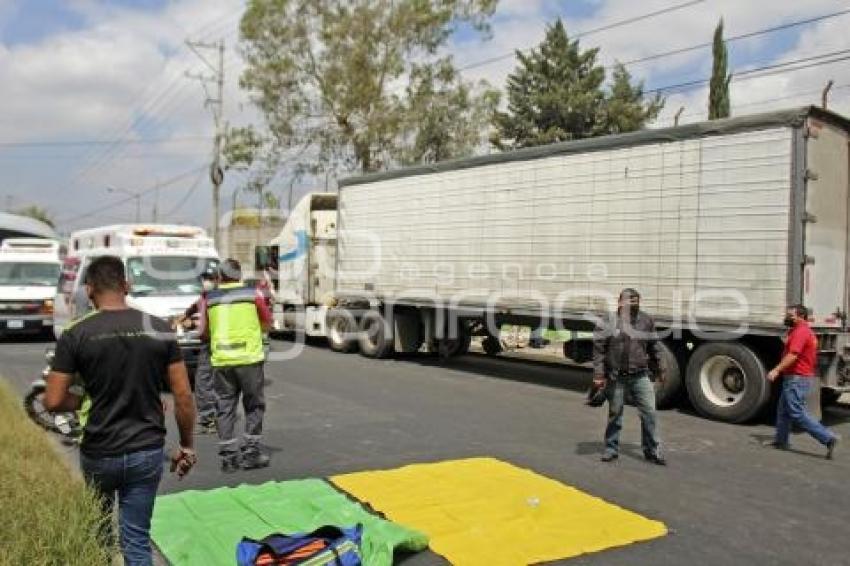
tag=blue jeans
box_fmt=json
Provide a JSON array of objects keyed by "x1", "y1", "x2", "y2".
[
  {"x1": 604, "y1": 373, "x2": 660, "y2": 457},
  {"x1": 775, "y1": 376, "x2": 835, "y2": 447},
  {"x1": 80, "y1": 446, "x2": 164, "y2": 566}
]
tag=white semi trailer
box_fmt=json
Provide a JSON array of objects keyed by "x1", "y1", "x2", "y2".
[{"x1": 260, "y1": 107, "x2": 850, "y2": 423}]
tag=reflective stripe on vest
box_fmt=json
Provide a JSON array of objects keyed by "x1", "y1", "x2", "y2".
[{"x1": 207, "y1": 283, "x2": 264, "y2": 367}]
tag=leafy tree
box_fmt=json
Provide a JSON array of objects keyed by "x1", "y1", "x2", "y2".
[
  {"x1": 708, "y1": 18, "x2": 731, "y2": 120},
  {"x1": 14, "y1": 205, "x2": 54, "y2": 228},
  {"x1": 224, "y1": 126, "x2": 264, "y2": 171},
  {"x1": 263, "y1": 191, "x2": 280, "y2": 210},
  {"x1": 493, "y1": 19, "x2": 662, "y2": 149},
  {"x1": 238, "y1": 0, "x2": 498, "y2": 178},
  {"x1": 400, "y1": 59, "x2": 499, "y2": 164}
]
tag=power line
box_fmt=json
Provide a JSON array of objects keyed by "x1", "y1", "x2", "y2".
[
  {"x1": 656, "y1": 83, "x2": 850, "y2": 125},
  {"x1": 74, "y1": 52, "x2": 244, "y2": 185},
  {"x1": 0, "y1": 153, "x2": 208, "y2": 160},
  {"x1": 73, "y1": 10, "x2": 244, "y2": 185},
  {"x1": 77, "y1": 8, "x2": 242, "y2": 152},
  {"x1": 645, "y1": 48, "x2": 850, "y2": 95},
  {"x1": 162, "y1": 168, "x2": 207, "y2": 218},
  {"x1": 622, "y1": 7, "x2": 850, "y2": 67},
  {"x1": 0, "y1": 136, "x2": 208, "y2": 148},
  {"x1": 459, "y1": 0, "x2": 706, "y2": 71},
  {"x1": 56, "y1": 164, "x2": 208, "y2": 225}
]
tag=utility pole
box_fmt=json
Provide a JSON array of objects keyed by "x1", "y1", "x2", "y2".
[
  {"x1": 287, "y1": 178, "x2": 296, "y2": 214},
  {"x1": 186, "y1": 39, "x2": 226, "y2": 246},
  {"x1": 822, "y1": 79, "x2": 834, "y2": 110},
  {"x1": 152, "y1": 179, "x2": 160, "y2": 223}
]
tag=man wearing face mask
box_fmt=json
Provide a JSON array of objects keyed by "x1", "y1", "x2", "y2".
[
  {"x1": 767, "y1": 304, "x2": 840, "y2": 459},
  {"x1": 175, "y1": 271, "x2": 218, "y2": 434},
  {"x1": 593, "y1": 288, "x2": 666, "y2": 465}
]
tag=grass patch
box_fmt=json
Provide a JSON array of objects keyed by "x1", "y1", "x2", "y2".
[
  {"x1": 0, "y1": 379, "x2": 111, "y2": 566},
  {"x1": 498, "y1": 325, "x2": 592, "y2": 342}
]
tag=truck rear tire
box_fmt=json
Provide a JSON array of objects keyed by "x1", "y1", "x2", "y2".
[
  {"x1": 654, "y1": 341, "x2": 684, "y2": 409},
  {"x1": 482, "y1": 335, "x2": 502, "y2": 356},
  {"x1": 821, "y1": 388, "x2": 842, "y2": 407},
  {"x1": 685, "y1": 342, "x2": 769, "y2": 423},
  {"x1": 427, "y1": 330, "x2": 471, "y2": 359},
  {"x1": 358, "y1": 311, "x2": 394, "y2": 358},
  {"x1": 327, "y1": 310, "x2": 357, "y2": 353}
]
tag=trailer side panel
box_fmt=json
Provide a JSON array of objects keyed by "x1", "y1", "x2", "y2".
[{"x1": 337, "y1": 128, "x2": 793, "y2": 328}]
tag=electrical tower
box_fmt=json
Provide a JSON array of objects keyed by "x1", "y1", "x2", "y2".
[{"x1": 186, "y1": 39, "x2": 225, "y2": 245}]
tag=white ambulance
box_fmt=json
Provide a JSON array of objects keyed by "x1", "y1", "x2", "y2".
[
  {"x1": 0, "y1": 238, "x2": 62, "y2": 336},
  {"x1": 54, "y1": 225, "x2": 219, "y2": 375}
]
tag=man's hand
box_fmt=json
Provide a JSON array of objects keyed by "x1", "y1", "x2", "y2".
[
  {"x1": 593, "y1": 375, "x2": 606, "y2": 388},
  {"x1": 169, "y1": 447, "x2": 197, "y2": 479},
  {"x1": 767, "y1": 368, "x2": 780, "y2": 382},
  {"x1": 167, "y1": 361, "x2": 196, "y2": 454},
  {"x1": 172, "y1": 315, "x2": 196, "y2": 331},
  {"x1": 654, "y1": 371, "x2": 666, "y2": 384}
]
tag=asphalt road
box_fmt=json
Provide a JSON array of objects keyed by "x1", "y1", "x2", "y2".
[{"x1": 3, "y1": 334, "x2": 850, "y2": 566}]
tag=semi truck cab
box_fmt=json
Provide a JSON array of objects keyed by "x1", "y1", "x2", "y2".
[{"x1": 256, "y1": 193, "x2": 337, "y2": 337}]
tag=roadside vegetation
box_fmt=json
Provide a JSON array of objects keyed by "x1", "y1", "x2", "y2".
[{"x1": 0, "y1": 379, "x2": 111, "y2": 566}]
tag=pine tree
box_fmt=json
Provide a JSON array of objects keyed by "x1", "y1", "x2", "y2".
[
  {"x1": 708, "y1": 18, "x2": 731, "y2": 120},
  {"x1": 492, "y1": 19, "x2": 662, "y2": 149},
  {"x1": 601, "y1": 63, "x2": 664, "y2": 134}
]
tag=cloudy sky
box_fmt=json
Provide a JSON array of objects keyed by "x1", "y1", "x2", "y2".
[{"x1": 0, "y1": 0, "x2": 848, "y2": 234}]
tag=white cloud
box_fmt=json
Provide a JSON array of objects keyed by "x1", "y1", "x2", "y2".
[
  {"x1": 0, "y1": 0, "x2": 251, "y2": 231},
  {"x1": 1, "y1": 0, "x2": 849, "y2": 232}
]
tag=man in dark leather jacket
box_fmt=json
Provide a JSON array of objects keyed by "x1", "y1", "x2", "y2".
[{"x1": 592, "y1": 288, "x2": 666, "y2": 465}]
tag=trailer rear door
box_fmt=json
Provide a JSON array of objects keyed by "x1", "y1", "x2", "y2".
[{"x1": 804, "y1": 118, "x2": 850, "y2": 327}]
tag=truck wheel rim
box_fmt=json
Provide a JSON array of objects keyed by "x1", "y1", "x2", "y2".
[
  {"x1": 329, "y1": 319, "x2": 345, "y2": 344},
  {"x1": 363, "y1": 318, "x2": 381, "y2": 348},
  {"x1": 700, "y1": 355, "x2": 746, "y2": 407}
]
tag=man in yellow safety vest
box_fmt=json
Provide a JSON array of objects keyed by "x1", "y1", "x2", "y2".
[{"x1": 197, "y1": 259, "x2": 273, "y2": 472}]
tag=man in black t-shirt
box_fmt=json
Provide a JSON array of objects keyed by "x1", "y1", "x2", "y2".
[{"x1": 46, "y1": 256, "x2": 197, "y2": 566}]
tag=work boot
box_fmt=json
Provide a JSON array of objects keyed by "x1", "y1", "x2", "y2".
[
  {"x1": 196, "y1": 420, "x2": 217, "y2": 435},
  {"x1": 644, "y1": 452, "x2": 667, "y2": 466},
  {"x1": 241, "y1": 447, "x2": 270, "y2": 470},
  {"x1": 826, "y1": 435, "x2": 841, "y2": 460},
  {"x1": 220, "y1": 453, "x2": 241, "y2": 474}
]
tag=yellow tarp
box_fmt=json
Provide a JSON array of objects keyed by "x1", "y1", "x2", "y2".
[{"x1": 332, "y1": 457, "x2": 667, "y2": 565}]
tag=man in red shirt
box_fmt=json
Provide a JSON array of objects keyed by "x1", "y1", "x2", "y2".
[{"x1": 767, "y1": 304, "x2": 840, "y2": 459}]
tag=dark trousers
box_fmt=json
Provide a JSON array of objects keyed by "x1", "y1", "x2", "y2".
[
  {"x1": 213, "y1": 363, "x2": 266, "y2": 456},
  {"x1": 80, "y1": 446, "x2": 164, "y2": 566},
  {"x1": 194, "y1": 345, "x2": 217, "y2": 424}
]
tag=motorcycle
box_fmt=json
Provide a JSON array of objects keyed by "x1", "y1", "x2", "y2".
[{"x1": 23, "y1": 349, "x2": 82, "y2": 441}]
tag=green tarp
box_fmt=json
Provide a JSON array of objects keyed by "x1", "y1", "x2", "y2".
[{"x1": 151, "y1": 479, "x2": 429, "y2": 566}]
